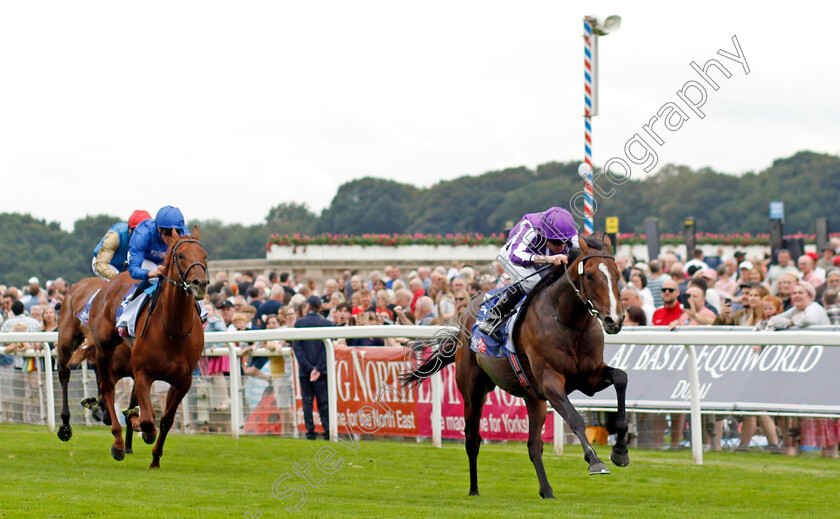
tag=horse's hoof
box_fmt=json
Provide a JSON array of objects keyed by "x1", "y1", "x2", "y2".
[
  {"x1": 149, "y1": 459, "x2": 161, "y2": 469},
  {"x1": 588, "y1": 462, "x2": 610, "y2": 475},
  {"x1": 125, "y1": 446, "x2": 133, "y2": 455},
  {"x1": 57, "y1": 425, "x2": 72, "y2": 442},
  {"x1": 142, "y1": 432, "x2": 157, "y2": 445},
  {"x1": 111, "y1": 446, "x2": 126, "y2": 461},
  {"x1": 610, "y1": 449, "x2": 630, "y2": 468},
  {"x1": 540, "y1": 489, "x2": 555, "y2": 499},
  {"x1": 468, "y1": 490, "x2": 480, "y2": 497}
]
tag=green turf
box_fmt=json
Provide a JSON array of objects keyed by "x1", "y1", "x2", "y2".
[{"x1": 0, "y1": 424, "x2": 837, "y2": 518}]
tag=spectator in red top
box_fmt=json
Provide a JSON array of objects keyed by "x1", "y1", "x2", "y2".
[
  {"x1": 797, "y1": 254, "x2": 824, "y2": 288},
  {"x1": 652, "y1": 279, "x2": 682, "y2": 326},
  {"x1": 352, "y1": 290, "x2": 373, "y2": 316}
]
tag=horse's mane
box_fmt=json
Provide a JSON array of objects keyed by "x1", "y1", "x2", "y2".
[{"x1": 512, "y1": 233, "x2": 608, "y2": 340}]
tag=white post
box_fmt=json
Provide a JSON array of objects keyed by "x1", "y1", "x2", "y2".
[
  {"x1": 81, "y1": 361, "x2": 92, "y2": 426},
  {"x1": 685, "y1": 345, "x2": 703, "y2": 465},
  {"x1": 43, "y1": 344, "x2": 55, "y2": 432},
  {"x1": 228, "y1": 344, "x2": 241, "y2": 439},
  {"x1": 431, "y1": 371, "x2": 442, "y2": 448},
  {"x1": 323, "y1": 339, "x2": 338, "y2": 441},
  {"x1": 553, "y1": 409, "x2": 565, "y2": 455}
]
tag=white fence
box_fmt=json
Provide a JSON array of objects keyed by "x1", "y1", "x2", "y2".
[{"x1": 2, "y1": 325, "x2": 839, "y2": 466}]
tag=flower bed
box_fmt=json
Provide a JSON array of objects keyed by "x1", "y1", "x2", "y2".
[{"x1": 267, "y1": 232, "x2": 837, "y2": 250}]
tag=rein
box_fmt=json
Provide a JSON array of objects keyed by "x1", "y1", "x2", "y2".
[{"x1": 142, "y1": 238, "x2": 207, "y2": 342}]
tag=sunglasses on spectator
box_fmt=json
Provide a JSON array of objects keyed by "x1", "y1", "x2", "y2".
[
  {"x1": 661, "y1": 288, "x2": 677, "y2": 293},
  {"x1": 456, "y1": 297, "x2": 467, "y2": 302}
]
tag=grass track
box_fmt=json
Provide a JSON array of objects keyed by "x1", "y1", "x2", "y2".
[{"x1": 1, "y1": 424, "x2": 838, "y2": 518}]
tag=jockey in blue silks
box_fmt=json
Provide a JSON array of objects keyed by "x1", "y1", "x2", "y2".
[
  {"x1": 92, "y1": 209, "x2": 152, "y2": 280},
  {"x1": 478, "y1": 207, "x2": 580, "y2": 341},
  {"x1": 116, "y1": 205, "x2": 204, "y2": 336}
]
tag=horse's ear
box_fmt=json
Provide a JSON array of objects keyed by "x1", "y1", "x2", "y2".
[
  {"x1": 602, "y1": 233, "x2": 613, "y2": 254},
  {"x1": 162, "y1": 230, "x2": 179, "y2": 248},
  {"x1": 193, "y1": 224, "x2": 200, "y2": 241},
  {"x1": 579, "y1": 235, "x2": 590, "y2": 254}
]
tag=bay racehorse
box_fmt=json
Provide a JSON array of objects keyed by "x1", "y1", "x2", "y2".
[
  {"x1": 88, "y1": 226, "x2": 208, "y2": 468},
  {"x1": 401, "y1": 233, "x2": 628, "y2": 498},
  {"x1": 56, "y1": 277, "x2": 133, "y2": 442}
]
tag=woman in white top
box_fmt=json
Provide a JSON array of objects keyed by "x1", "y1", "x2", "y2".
[{"x1": 768, "y1": 281, "x2": 829, "y2": 329}]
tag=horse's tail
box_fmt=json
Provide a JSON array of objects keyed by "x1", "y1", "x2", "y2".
[
  {"x1": 399, "y1": 326, "x2": 462, "y2": 388},
  {"x1": 68, "y1": 340, "x2": 95, "y2": 367}
]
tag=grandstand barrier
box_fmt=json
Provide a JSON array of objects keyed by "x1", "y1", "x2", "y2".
[{"x1": 2, "y1": 325, "x2": 840, "y2": 466}]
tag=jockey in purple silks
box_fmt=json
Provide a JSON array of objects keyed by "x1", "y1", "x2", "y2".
[{"x1": 478, "y1": 207, "x2": 579, "y2": 340}]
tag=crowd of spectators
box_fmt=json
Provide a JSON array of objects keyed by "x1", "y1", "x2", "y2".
[
  {"x1": 620, "y1": 242, "x2": 840, "y2": 458},
  {"x1": 2, "y1": 243, "x2": 840, "y2": 452}
]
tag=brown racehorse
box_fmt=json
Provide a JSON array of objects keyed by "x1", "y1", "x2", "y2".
[
  {"x1": 56, "y1": 277, "x2": 133, "y2": 443},
  {"x1": 88, "y1": 226, "x2": 208, "y2": 468},
  {"x1": 402, "y1": 234, "x2": 628, "y2": 498}
]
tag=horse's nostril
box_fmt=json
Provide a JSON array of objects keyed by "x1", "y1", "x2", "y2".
[{"x1": 604, "y1": 316, "x2": 615, "y2": 326}]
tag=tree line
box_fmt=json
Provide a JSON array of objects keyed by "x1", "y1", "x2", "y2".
[{"x1": 1, "y1": 150, "x2": 835, "y2": 287}]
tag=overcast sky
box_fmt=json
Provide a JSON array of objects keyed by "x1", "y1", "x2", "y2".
[{"x1": 1, "y1": 2, "x2": 837, "y2": 231}]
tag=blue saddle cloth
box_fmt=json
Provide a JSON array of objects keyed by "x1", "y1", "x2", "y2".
[
  {"x1": 76, "y1": 289, "x2": 101, "y2": 327},
  {"x1": 470, "y1": 287, "x2": 525, "y2": 359}
]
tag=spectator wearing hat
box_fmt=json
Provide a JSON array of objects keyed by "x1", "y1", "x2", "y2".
[
  {"x1": 818, "y1": 246, "x2": 836, "y2": 271},
  {"x1": 292, "y1": 295, "x2": 334, "y2": 440},
  {"x1": 20, "y1": 277, "x2": 45, "y2": 314},
  {"x1": 218, "y1": 299, "x2": 235, "y2": 327},
  {"x1": 683, "y1": 249, "x2": 709, "y2": 274}
]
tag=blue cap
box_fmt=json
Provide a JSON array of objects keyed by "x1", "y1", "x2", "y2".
[{"x1": 155, "y1": 205, "x2": 185, "y2": 229}]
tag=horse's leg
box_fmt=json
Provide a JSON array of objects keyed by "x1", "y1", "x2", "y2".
[
  {"x1": 581, "y1": 364, "x2": 629, "y2": 467},
  {"x1": 96, "y1": 349, "x2": 125, "y2": 461},
  {"x1": 56, "y1": 338, "x2": 77, "y2": 442},
  {"x1": 606, "y1": 367, "x2": 629, "y2": 467},
  {"x1": 456, "y1": 351, "x2": 494, "y2": 496},
  {"x1": 524, "y1": 399, "x2": 554, "y2": 499},
  {"x1": 124, "y1": 387, "x2": 138, "y2": 455},
  {"x1": 541, "y1": 371, "x2": 609, "y2": 475},
  {"x1": 133, "y1": 370, "x2": 157, "y2": 445},
  {"x1": 149, "y1": 381, "x2": 190, "y2": 469}
]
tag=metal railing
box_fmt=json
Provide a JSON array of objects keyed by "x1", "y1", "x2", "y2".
[{"x1": 2, "y1": 325, "x2": 839, "y2": 466}]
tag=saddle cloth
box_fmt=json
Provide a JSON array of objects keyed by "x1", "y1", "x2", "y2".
[
  {"x1": 114, "y1": 282, "x2": 158, "y2": 337},
  {"x1": 76, "y1": 288, "x2": 102, "y2": 327},
  {"x1": 470, "y1": 287, "x2": 526, "y2": 359}
]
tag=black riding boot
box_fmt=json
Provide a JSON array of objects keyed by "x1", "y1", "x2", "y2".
[{"x1": 478, "y1": 284, "x2": 526, "y2": 341}]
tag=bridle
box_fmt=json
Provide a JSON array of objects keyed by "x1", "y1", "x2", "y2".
[
  {"x1": 144, "y1": 237, "x2": 207, "y2": 342},
  {"x1": 562, "y1": 253, "x2": 616, "y2": 318},
  {"x1": 159, "y1": 238, "x2": 207, "y2": 295}
]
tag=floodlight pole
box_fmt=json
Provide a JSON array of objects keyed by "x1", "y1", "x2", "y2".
[{"x1": 582, "y1": 15, "x2": 619, "y2": 235}]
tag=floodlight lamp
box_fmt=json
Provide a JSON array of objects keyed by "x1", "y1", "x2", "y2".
[{"x1": 601, "y1": 15, "x2": 622, "y2": 35}]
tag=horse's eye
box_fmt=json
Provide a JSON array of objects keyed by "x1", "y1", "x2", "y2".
[{"x1": 178, "y1": 254, "x2": 184, "y2": 261}]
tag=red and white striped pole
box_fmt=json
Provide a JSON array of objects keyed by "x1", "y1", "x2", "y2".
[{"x1": 582, "y1": 16, "x2": 595, "y2": 236}]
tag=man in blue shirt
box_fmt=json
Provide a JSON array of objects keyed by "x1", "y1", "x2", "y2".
[
  {"x1": 292, "y1": 295, "x2": 333, "y2": 440},
  {"x1": 116, "y1": 205, "x2": 195, "y2": 336}
]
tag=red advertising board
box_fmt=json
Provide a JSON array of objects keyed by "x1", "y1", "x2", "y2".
[
  {"x1": 294, "y1": 346, "x2": 420, "y2": 436},
  {"x1": 291, "y1": 345, "x2": 553, "y2": 442},
  {"x1": 415, "y1": 363, "x2": 554, "y2": 441}
]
